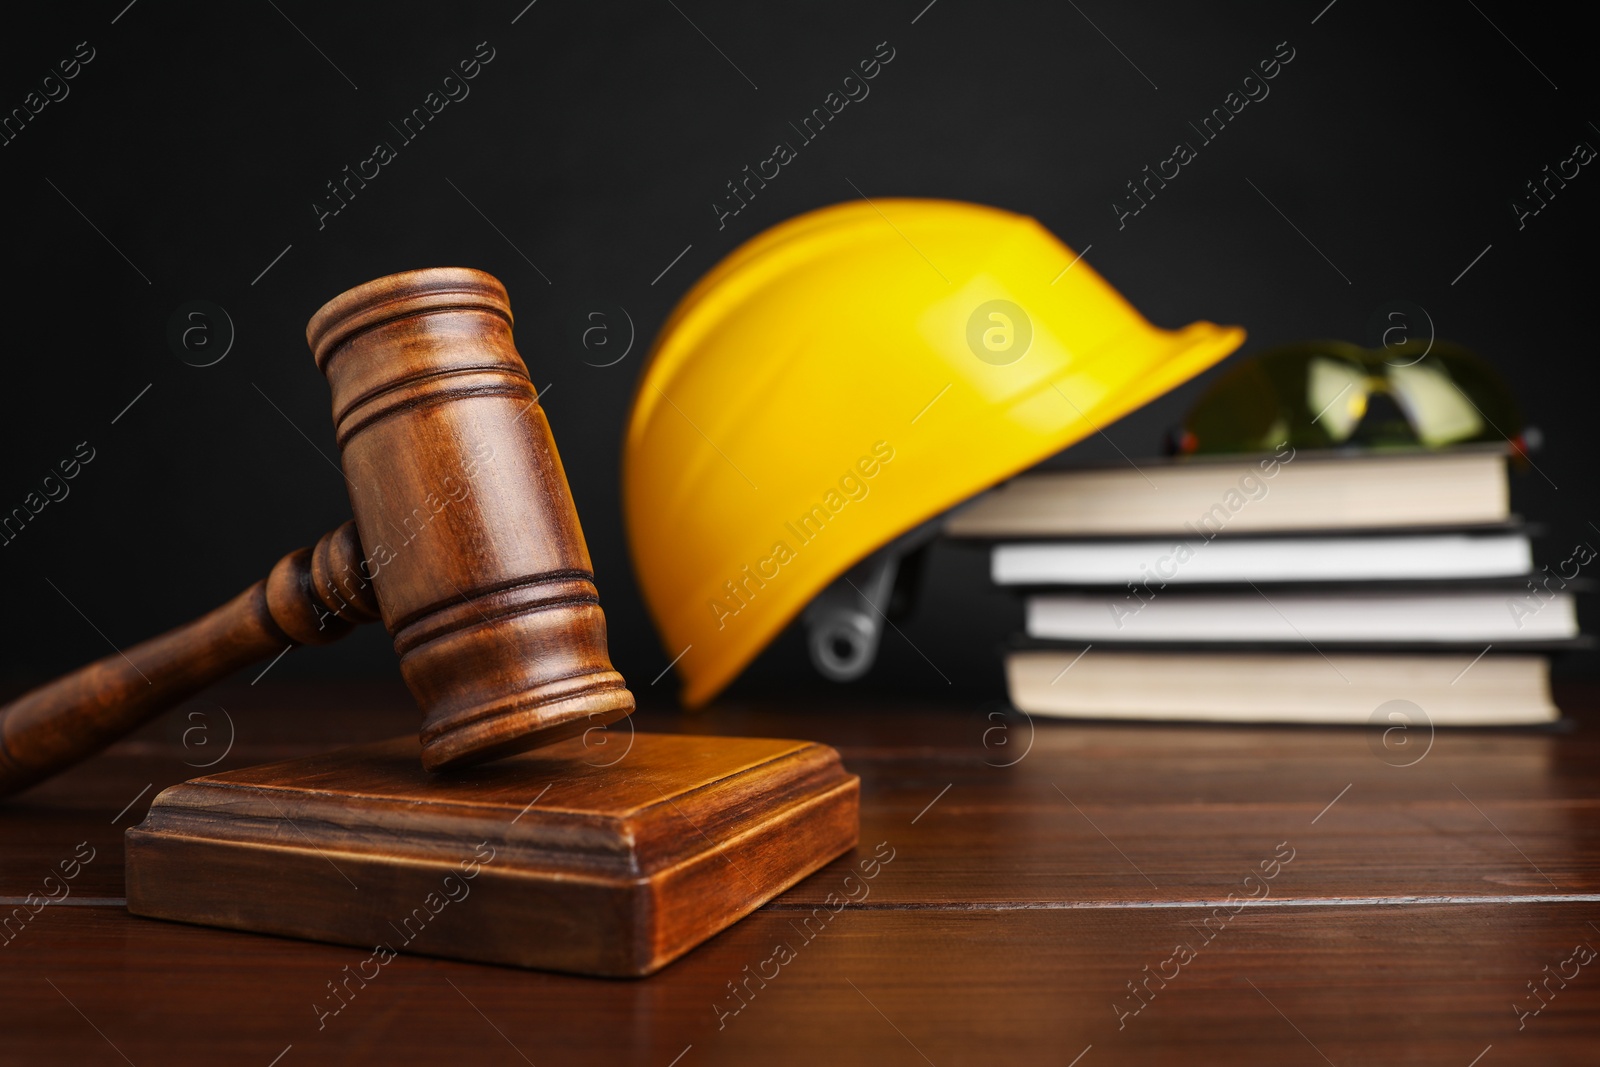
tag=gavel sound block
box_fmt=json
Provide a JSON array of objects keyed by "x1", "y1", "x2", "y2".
[
  {"x1": 127, "y1": 732, "x2": 859, "y2": 977},
  {"x1": 8, "y1": 268, "x2": 858, "y2": 975}
]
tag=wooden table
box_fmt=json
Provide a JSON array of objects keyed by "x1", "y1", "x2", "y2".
[{"x1": 3, "y1": 680, "x2": 1597, "y2": 1065}]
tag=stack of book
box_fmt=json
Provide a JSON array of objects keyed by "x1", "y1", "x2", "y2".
[{"x1": 945, "y1": 447, "x2": 1581, "y2": 724}]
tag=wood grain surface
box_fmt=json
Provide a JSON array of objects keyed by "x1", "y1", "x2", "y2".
[
  {"x1": 125, "y1": 733, "x2": 859, "y2": 976},
  {"x1": 2, "y1": 680, "x2": 1597, "y2": 1064}
]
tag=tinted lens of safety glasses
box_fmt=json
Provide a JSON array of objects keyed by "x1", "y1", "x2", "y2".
[
  {"x1": 1180, "y1": 341, "x2": 1367, "y2": 454},
  {"x1": 1179, "y1": 340, "x2": 1520, "y2": 455},
  {"x1": 1384, "y1": 341, "x2": 1522, "y2": 448}
]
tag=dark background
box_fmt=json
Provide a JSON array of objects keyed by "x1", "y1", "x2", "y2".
[{"x1": 1, "y1": 0, "x2": 1594, "y2": 710}]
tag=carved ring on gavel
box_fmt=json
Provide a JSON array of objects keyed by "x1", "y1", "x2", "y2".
[{"x1": 0, "y1": 268, "x2": 635, "y2": 798}]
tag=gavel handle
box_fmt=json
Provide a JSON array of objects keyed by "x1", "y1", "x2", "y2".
[{"x1": 0, "y1": 522, "x2": 380, "y2": 799}]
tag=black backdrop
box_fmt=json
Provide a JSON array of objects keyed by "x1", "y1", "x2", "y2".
[{"x1": 2, "y1": 0, "x2": 1594, "y2": 707}]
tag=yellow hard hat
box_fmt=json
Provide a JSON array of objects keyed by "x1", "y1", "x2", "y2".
[{"x1": 624, "y1": 198, "x2": 1244, "y2": 707}]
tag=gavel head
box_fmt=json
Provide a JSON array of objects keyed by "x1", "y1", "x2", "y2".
[{"x1": 305, "y1": 268, "x2": 634, "y2": 772}]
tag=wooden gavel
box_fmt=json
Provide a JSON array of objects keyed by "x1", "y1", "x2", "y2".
[{"x1": 0, "y1": 268, "x2": 634, "y2": 798}]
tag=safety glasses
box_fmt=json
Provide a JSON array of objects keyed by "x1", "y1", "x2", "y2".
[{"x1": 1175, "y1": 340, "x2": 1526, "y2": 455}]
